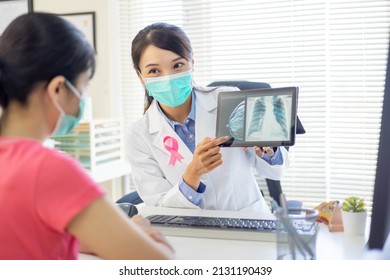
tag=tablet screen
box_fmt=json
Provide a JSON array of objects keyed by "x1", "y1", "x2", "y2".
[{"x1": 216, "y1": 87, "x2": 298, "y2": 147}]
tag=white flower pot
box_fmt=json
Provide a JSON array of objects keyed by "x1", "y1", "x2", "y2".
[{"x1": 341, "y1": 210, "x2": 367, "y2": 235}]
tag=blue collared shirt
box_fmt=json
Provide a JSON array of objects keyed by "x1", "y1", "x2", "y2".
[
  {"x1": 158, "y1": 92, "x2": 206, "y2": 205},
  {"x1": 159, "y1": 91, "x2": 284, "y2": 205}
]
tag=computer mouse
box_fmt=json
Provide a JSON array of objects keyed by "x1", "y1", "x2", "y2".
[{"x1": 116, "y1": 202, "x2": 138, "y2": 218}]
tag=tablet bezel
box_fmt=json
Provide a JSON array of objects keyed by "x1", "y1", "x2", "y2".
[{"x1": 216, "y1": 87, "x2": 298, "y2": 147}]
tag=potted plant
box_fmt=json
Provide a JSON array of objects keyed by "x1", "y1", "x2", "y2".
[{"x1": 341, "y1": 196, "x2": 367, "y2": 235}]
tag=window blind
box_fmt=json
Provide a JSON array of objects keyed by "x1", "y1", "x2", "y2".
[{"x1": 117, "y1": 0, "x2": 390, "y2": 210}]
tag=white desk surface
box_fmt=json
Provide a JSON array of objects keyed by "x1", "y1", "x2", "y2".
[
  {"x1": 79, "y1": 205, "x2": 369, "y2": 260},
  {"x1": 138, "y1": 206, "x2": 369, "y2": 260}
]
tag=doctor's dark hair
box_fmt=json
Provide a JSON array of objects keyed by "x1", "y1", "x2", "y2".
[
  {"x1": 131, "y1": 22, "x2": 193, "y2": 113},
  {"x1": 0, "y1": 12, "x2": 95, "y2": 109}
]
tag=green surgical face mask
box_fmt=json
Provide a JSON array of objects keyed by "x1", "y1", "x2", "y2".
[
  {"x1": 51, "y1": 80, "x2": 85, "y2": 136},
  {"x1": 143, "y1": 70, "x2": 193, "y2": 107}
]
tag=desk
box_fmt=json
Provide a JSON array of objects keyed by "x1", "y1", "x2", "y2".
[
  {"x1": 79, "y1": 205, "x2": 369, "y2": 260},
  {"x1": 138, "y1": 206, "x2": 369, "y2": 260}
]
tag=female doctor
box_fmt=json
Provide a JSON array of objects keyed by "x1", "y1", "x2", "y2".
[{"x1": 127, "y1": 22, "x2": 289, "y2": 213}]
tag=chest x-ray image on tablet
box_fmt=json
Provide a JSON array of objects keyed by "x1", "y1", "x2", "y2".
[{"x1": 216, "y1": 87, "x2": 298, "y2": 147}]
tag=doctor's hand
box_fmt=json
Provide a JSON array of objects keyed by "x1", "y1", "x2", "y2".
[
  {"x1": 242, "y1": 146, "x2": 275, "y2": 158},
  {"x1": 183, "y1": 136, "x2": 229, "y2": 191}
]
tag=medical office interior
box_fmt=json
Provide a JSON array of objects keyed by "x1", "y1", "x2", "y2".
[{"x1": 1, "y1": 0, "x2": 390, "y2": 260}]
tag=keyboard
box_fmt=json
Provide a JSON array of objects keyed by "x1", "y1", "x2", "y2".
[{"x1": 146, "y1": 214, "x2": 317, "y2": 242}]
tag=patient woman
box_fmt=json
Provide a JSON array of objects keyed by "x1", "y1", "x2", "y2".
[{"x1": 0, "y1": 13, "x2": 174, "y2": 260}]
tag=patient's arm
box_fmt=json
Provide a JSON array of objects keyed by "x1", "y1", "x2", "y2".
[{"x1": 67, "y1": 196, "x2": 175, "y2": 260}]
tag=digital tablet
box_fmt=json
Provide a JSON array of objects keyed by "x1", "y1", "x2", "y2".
[{"x1": 216, "y1": 87, "x2": 298, "y2": 147}]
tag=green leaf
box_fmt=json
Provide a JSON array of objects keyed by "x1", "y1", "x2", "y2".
[{"x1": 342, "y1": 196, "x2": 366, "y2": 212}]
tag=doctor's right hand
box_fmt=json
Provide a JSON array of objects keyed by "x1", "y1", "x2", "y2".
[{"x1": 183, "y1": 136, "x2": 229, "y2": 191}]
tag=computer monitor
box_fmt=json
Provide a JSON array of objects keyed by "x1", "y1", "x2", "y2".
[{"x1": 368, "y1": 36, "x2": 390, "y2": 250}]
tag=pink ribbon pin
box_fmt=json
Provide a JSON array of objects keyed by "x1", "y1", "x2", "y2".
[{"x1": 163, "y1": 136, "x2": 184, "y2": 166}]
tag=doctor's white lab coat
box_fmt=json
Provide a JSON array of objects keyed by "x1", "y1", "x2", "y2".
[{"x1": 127, "y1": 86, "x2": 289, "y2": 213}]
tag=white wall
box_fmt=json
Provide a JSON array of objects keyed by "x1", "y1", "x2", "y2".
[
  {"x1": 33, "y1": 0, "x2": 125, "y2": 201},
  {"x1": 33, "y1": 0, "x2": 121, "y2": 119}
]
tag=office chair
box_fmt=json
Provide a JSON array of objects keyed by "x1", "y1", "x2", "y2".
[
  {"x1": 117, "y1": 80, "x2": 305, "y2": 205},
  {"x1": 116, "y1": 191, "x2": 143, "y2": 204},
  {"x1": 207, "y1": 80, "x2": 306, "y2": 203}
]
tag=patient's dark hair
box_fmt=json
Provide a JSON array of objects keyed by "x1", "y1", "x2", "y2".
[
  {"x1": 131, "y1": 22, "x2": 193, "y2": 113},
  {"x1": 0, "y1": 12, "x2": 95, "y2": 109}
]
